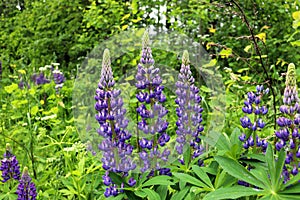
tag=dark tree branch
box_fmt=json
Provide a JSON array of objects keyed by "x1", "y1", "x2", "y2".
[{"x1": 230, "y1": 0, "x2": 277, "y2": 130}]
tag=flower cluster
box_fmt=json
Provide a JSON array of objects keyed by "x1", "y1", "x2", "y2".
[
  {"x1": 274, "y1": 63, "x2": 300, "y2": 181},
  {"x1": 239, "y1": 85, "x2": 269, "y2": 151},
  {"x1": 31, "y1": 73, "x2": 50, "y2": 85},
  {"x1": 174, "y1": 50, "x2": 204, "y2": 165},
  {"x1": 52, "y1": 68, "x2": 65, "y2": 92},
  {"x1": 16, "y1": 167, "x2": 37, "y2": 200},
  {"x1": 95, "y1": 49, "x2": 136, "y2": 197},
  {"x1": 0, "y1": 143, "x2": 21, "y2": 182},
  {"x1": 135, "y1": 31, "x2": 171, "y2": 173}
]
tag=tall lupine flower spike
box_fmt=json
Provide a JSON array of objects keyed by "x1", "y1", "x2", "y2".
[
  {"x1": 274, "y1": 63, "x2": 300, "y2": 182},
  {"x1": 175, "y1": 50, "x2": 204, "y2": 166},
  {"x1": 95, "y1": 49, "x2": 136, "y2": 198},
  {"x1": 135, "y1": 31, "x2": 171, "y2": 174},
  {"x1": 239, "y1": 85, "x2": 269, "y2": 152},
  {"x1": 0, "y1": 143, "x2": 21, "y2": 182},
  {"x1": 16, "y1": 167, "x2": 37, "y2": 200},
  {"x1": 53, "y1": 68, "x2": 65, "y2": 93}
]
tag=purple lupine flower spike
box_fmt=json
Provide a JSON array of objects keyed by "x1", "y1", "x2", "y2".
[
  {"x1": 274, "y1": 63, "x2": 300, "y2": 183},
  {"x1": 239, "y1": 84, "x2": 269, "y2": 152},
  {"x1": 95, "y1": 49, "x2": 135, "y2": 198},
  {"x1": 0, "y1": 143, "x2": 21, "y2": 182},
  {"x1": 16, "y1": 167, "x2": 37, "y2": 200},
  {"x1": 135, "y1": 30, "x2": 171, "y2": 174},
  {"x1": 53, "y1": 68, "x2": 65, "y2": 92},
  {"x1": 175, "y1": 50, "x2": 204, "y2": 165}
]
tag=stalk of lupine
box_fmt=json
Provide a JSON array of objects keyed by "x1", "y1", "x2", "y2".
[
  {"x1": 52, "y1": 68, "x2": 65, "y2": 92},
  {"x1": 16, "y1": 167, "x2": 37, "y2": 200},
  {"x1": 0, "y1": 143, "x2": 21, "y2": 182},
  {"x1": 135, "y1": 31, "x2": 171, "y2": 174},
  {"x1": 95, "y1": 49, "x2": 136, "y2": 197},
  {"x1": 239, "y1": 85, "x2": 269, "y2": 152},
  {"x1": 174, "y1": 50, "x2": 204, "y2": 165},
  {"x1": 274, "y1": 63, "x2": 300, "y2": 182}
]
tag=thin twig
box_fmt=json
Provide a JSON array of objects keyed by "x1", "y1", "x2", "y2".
[{"x1": 230, "y1": 0, "x2": 277, "y2": 130}]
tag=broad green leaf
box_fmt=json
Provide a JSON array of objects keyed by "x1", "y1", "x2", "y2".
[
  {"x1": 135, "y1": 190, "x2": 147, "y2": 198},
  {"x1": 219, "y1": 48, "x2": 232, "y2": 58},
  {"x1": 265, "y1": 145, "x2": 276, "y2": 186},
  {"x1": 173, "y1": 173, "x2": 207, "y2": 188},
  {"x1": 215, "y1": 156, "x2": 265, "y2": 188},
  {"x1": 282, "y1": 173, "x2": 300, "y2": 190},
  {"x1": 170, "y1": 186, "x2": 190, "y2": 200},
  {"x1": 203, "y1": 186, "x2": 263, "y2": 200},
  {"x1": 157, "y1": 185, "x2": 168, "y2": 200},
  {"x1": 142, "y1": 188, "x2": 161, "y2": 200},
  {"x1": 280, "y1": 183, "x2": 300, "y2": 194},
  {"x1": 275, "y1": 149, "x2": 286, "y2": 188},
  {"x1": 142, "y1": 175, "x2": 173, "y2": 187},
  {"x1": 192, "y1": 165, "x2": 214, "y2": 188}
]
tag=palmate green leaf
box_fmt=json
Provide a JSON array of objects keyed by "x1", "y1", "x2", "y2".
[
  {"x1": 170, "y1": 186, "x2": 190, "y2": 200},
  {"x1": 265, "y1": 144, "x2": 276, "y2": 186},
  {"x1": 173, "y1": 172, "x2": 207, "y2": 188},
  {"x1": 203, "y1": 186, "x2": 263, "y2": 200},
  {"x1": 274, "y1": 149, "x2": 286, "y2": 189},
  {"x1": 192, "y1": 165, "x2": 214, "y2": 188},
  {"x1": 142, "y1": 175, "x2": 173, "y2": 187},
  {"x1": 282, "y1": 173, "x2": 300, "y2": 190},
  {"x1": 156, "y1": 185, "x2": 168, "y2": 200},
  {"x1": 214, "y1": 156, "x2": 265, "y2": 189},
  {"x1": 142, "y1": 188, "x2": 161, "y2": 200},
  {"x1": 280, "y1": 182, "x2": 300, "y2": 194}
]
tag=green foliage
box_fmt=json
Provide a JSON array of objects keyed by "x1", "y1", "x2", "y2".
[{"x1": 1, "y1": 0, "x2": 300, "y2": 199}]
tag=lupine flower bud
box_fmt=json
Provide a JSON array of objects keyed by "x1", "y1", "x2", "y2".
[
  {"x1": 175, "y1": 50, "x2": 204, "y2": 164},
  {"x1": 0, "y1": 143, "x2": 21, "y2": 182},
  {"x1": 16, "y1": 167, "x2": 37, "y2": 200}
]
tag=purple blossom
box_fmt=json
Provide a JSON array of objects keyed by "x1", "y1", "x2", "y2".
[
  {"x1": 274, "y1": 63, "x2": 300, "y2": 182},
  {"x1": 0, "y1": 143, "x2": 20, "y2": 182},
  {"x1": 16, "y1": 167, "x2": 37, "y2": 200},
  {"x1": 94, "y1": 49, "x2": 135, "y2": 198},
  {"x1": 52, "y1": 69, "x2": 65, "y2": 92},
  {"x1": 135, "y1": 31, "x2": 171, "y2": 173},
  {"x1": 175, "y1": 50, "x2": 204, "y2": 164},
  {"x1": 239, "y1": 85, "x2": 269, "y2": 152},
  {"x1": 31, "y1": 73, "x2": 50, "y2": 85}
]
